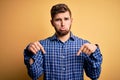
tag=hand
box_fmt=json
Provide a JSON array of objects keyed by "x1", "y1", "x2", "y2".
[
  {"x1": 27, "y1": 41, "x2": 46, "y2": 54},
  {"x1": 77, "y1": 43, "x2": 97, "y2": 56}
]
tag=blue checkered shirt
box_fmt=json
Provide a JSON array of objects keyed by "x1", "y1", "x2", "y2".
[{"x1": 24, "y1": 33, "x2": 102, "y2": 80}]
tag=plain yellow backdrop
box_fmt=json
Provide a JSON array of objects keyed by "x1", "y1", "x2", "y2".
[{"x1": 0, "y1": 0, "x2": 120, "y2": 80}]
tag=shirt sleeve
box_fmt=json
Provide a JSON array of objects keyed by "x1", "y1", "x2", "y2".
[
  {"x1": 24, "y1": 49, "x2": 44, "y2": 80},
  {"x1": 83, "y1": 45, "x2": 103, "y2": 80}
]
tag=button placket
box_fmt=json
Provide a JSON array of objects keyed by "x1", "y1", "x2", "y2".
[{"x1": 60, "y1": 44, "x2": 67, "y2": 72}]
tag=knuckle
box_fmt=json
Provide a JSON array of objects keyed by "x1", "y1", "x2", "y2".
[
  {"x1": 29, "y1": 43, "x2": 34, "y2": 47},
  {"x1": 28, "y1": 46, "x2": 32, "y2": 50},
  {"x1": 89, "y1": 49, "x2": 92, "y2": 52}
]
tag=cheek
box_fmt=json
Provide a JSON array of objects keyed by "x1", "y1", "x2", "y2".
[
  {"x1": 52, "y1": 23, "x2": 60, "y2": 29},
  {"x1": 54, "y1": 23, "x2": 62, "y2": 29},
  {"x1": 66, "y1": 21, "x2": 71, "y2": 27},
  {"x1": 53, "y1": 21, "x2": 60, "y2": 26},
  {"x1": 66, "y1": 19, "x2": 71, "y2": 24}
]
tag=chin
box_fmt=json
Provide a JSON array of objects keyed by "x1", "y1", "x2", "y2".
[{"x1": 57, "y1": 31, "x2": 70, "y2": 36}]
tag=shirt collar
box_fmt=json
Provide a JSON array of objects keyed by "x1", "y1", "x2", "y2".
[{"x1": 50, "y1": 32, "x2": 75, "y2": 41}]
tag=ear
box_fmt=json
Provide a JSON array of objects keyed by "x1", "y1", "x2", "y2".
[
  {"x1": 71, "y1": 18, "x2": 73, "y2": 23},
  {"x1": 50, "y1": 19, "x2": 54, "y2": 27}
]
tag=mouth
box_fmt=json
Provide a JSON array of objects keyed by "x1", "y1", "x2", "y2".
[{"x1": 60, "y1": 27, "x2": 66, "y2": 31}]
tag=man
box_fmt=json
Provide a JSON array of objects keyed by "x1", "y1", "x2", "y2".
[{"x1": 24, "y1": 3, "x2": 102, "y2": 80}]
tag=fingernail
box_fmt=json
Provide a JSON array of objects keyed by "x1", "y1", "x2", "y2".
[
  {"x1": 76, "y1": 53, "x2": 79, "y2": 56},
  {"x1": 43, "y1": 51, "x2": 46, "y2": 54}
]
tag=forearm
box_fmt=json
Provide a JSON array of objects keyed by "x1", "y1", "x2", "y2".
[{"x1": 24, "y1": 49, "x2": 44, "y2": 80}]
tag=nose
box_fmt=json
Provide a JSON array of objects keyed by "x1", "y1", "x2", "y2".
[{"x1": 61, "y1": 20, "x2": 65, "y2": 27}]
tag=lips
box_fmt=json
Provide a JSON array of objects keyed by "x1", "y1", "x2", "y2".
[{"x1": 60, "y1": 27, "x2": 66, "y2": 31}]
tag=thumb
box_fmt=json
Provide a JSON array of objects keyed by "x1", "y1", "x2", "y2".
[
  {"x1": 77, "y1": 45, "x2": 84, "y2": 56},
  {"x1": 37, "y1": 41, "x2": 46, "y2": 54},
  {"x1": 41, "y1": 46, "x2": 46, "y2": 54},
  {"x1": 77, "y1": 49, "x2": 81, "y2": 56}
]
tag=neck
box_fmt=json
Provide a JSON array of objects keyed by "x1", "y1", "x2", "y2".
[{"x1": 56, "y1": 32, "x2": 70, "y2": 43}]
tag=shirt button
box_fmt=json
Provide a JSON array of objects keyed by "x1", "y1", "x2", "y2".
[
  {"x1": 62, "y1": 67, "x2": 66, "y2": 71},
  {"x1": 61, "y1": 56, "x2": 65, "y2": 58}
]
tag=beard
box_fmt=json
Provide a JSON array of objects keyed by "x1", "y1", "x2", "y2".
[{"x1": 54, "y1": 26, "x2": 71, "y2": 37}]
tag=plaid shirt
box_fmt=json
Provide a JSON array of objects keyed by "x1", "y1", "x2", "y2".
[{"x1": 24, "y1": 33, "x2": 102, "y2": 80}]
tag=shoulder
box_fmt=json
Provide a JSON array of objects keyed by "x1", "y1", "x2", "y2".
[
  {"x1": 39, "y1": 37, "x2": 51, "y2": 44},
  {"x1": 73, "y1": 35, "x2": 90, "y2": 44}
]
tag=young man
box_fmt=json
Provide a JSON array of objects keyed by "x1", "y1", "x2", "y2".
[{"x1": 24, "y1": 3, "x2": 102, "y2": 80}]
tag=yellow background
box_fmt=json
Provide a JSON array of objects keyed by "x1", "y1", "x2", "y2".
[{"x1": 0, "y1": 0, "x2": 120, "y2": 80}]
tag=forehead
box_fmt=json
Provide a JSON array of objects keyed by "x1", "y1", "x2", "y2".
[{"x1": 54, "y1": 11, "x2": 70, "y2": 18}]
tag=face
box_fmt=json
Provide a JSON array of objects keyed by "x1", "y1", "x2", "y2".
[{"x1": 51, "y1": 11, "x2": 72, "y2": 36}]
